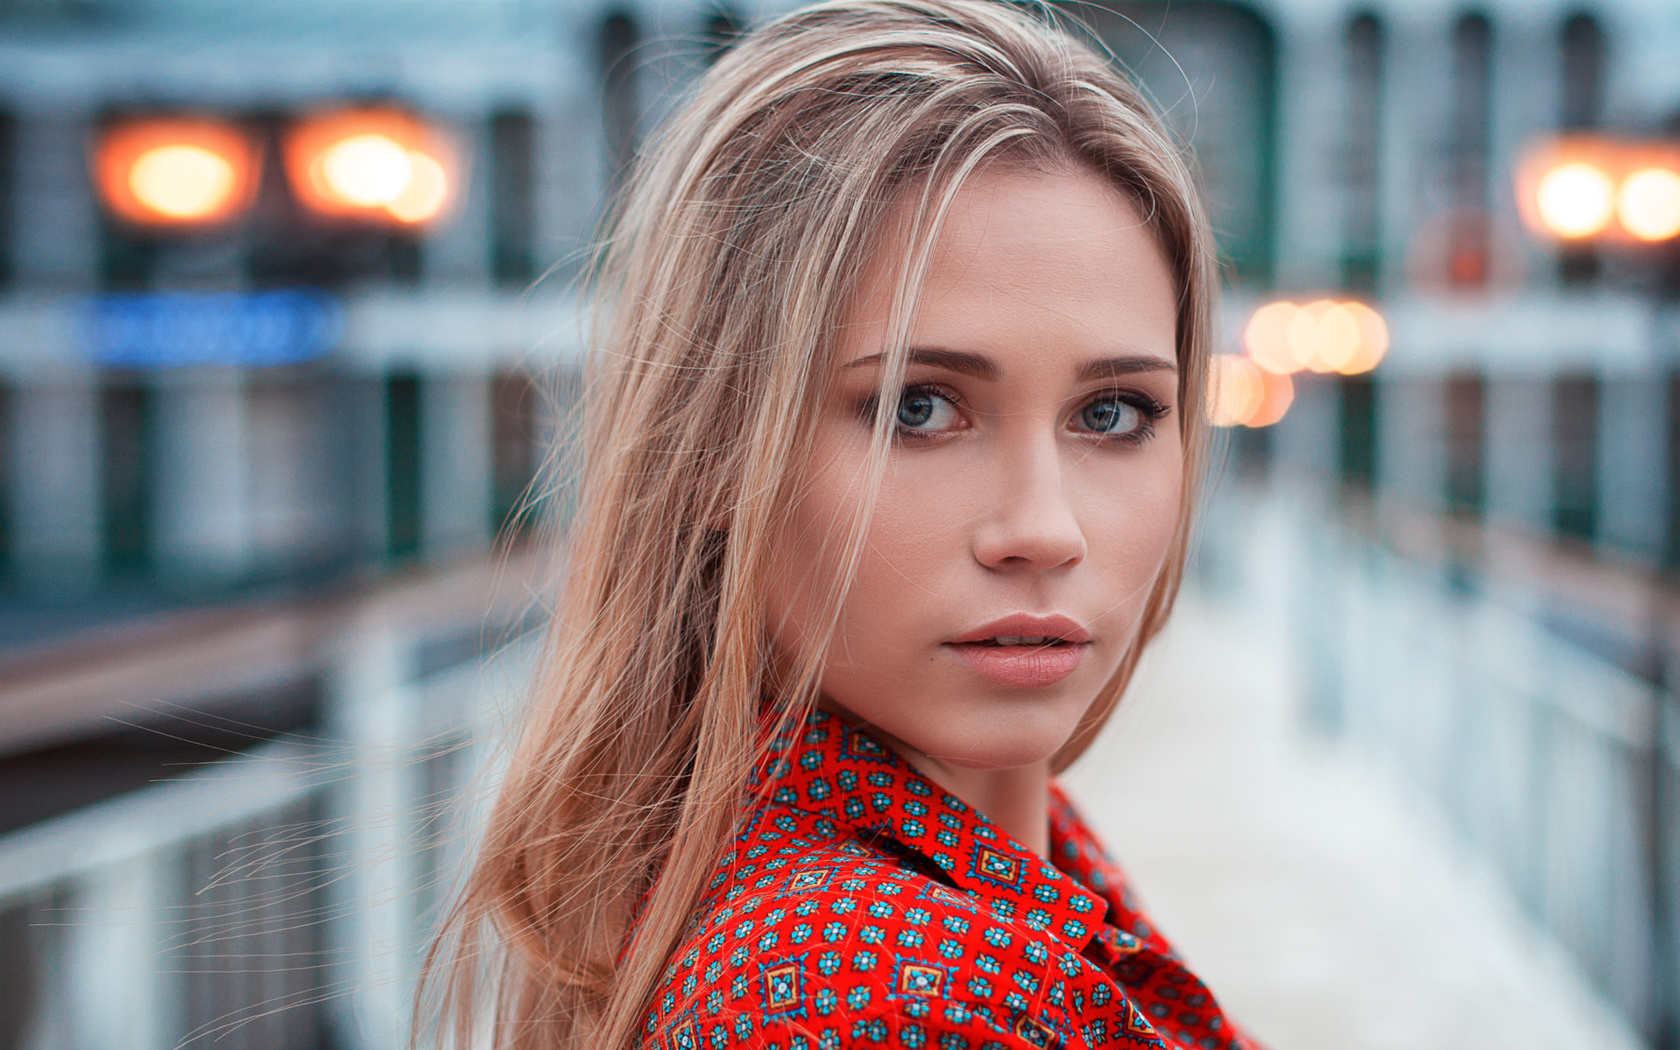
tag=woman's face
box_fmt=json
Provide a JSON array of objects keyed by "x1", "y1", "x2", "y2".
[{"x1": 766, "y1": 165, "x2": 1184, "y2": 777}]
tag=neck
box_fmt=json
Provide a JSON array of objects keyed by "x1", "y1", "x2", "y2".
[
  {"x1": 907, "y1": 754, "x2": 1052, "y2": 856},
  {"x1": 868, "y1": 734, "x2": 1051, "y2": 855},
  {"x1": 816, "y1": 700, "x2": 1053, "y2": 855}
]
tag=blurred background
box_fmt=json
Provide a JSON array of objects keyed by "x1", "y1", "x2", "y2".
[{"x1": 0, "y1": 0, "x2": 1677, "y2": 1048}]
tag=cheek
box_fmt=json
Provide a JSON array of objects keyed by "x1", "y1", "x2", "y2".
[
  {"x1": 1085, "y1": 451, "x2": 1186, "y2": 627},
  {"x1": 763, "y1": 435, "x2": 869, "y2": 666},
  {"x1": 774, "y1": 488, "x2": 934, "y2": 660},
  {"x1": 765, "y1": 448, "x2": 958, "y2": 682},
  {"x1": 826, "y1": 474, "x2": 967, "y2": 652},
  {"x1": 853, "y1": 482, "x2": 961, "y2": 584},
  {"x1": 1101, "y1": 460, "x2": 1183, "y2": 556}
]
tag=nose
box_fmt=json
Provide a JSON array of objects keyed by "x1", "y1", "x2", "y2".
[{"x1": 970, "y1": 438, "x2": 1087, "y2": 573}]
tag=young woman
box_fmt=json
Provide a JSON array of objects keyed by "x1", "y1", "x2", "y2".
[{"x1": 427, "y1": 1, "x2": 1259, "y2": 1047}]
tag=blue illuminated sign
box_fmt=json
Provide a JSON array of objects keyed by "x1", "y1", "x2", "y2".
[{"x1": 84, "y1": 289, "x2": 345, "y2": 369}]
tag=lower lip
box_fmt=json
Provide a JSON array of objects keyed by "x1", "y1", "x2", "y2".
[{"x1": 947, "y1": 643, "x2": 1088, "y2": 688}]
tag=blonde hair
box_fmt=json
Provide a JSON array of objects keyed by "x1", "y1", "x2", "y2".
[{"x1": 423, "y1": 1, "x2": 1218, "y2": 1046}]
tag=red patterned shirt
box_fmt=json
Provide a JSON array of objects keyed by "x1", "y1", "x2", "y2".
[{"x1": 641, "y1": 708, "x2": 1262, "y2": 1050}]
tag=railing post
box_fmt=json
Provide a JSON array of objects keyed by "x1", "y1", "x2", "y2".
[
  {"x1": 151, "y1": 366, "x2": 251, "y2": 588},
  {"x1": 323, "y1": 622, "x2": 423, "y2": 1050},
  {"x1": 9, "y1": 374, "x2": 103, "y2": 599},
  {"x1": 61, "y1": 853, "x2": 175, "y2": 1050},
  {"x1": 1597, "y1": 372, "x2": 1667, "y2": 565},
  {"x1": 1484, "y1": 375, "x2": 1556, "y2": 534},
  {"x1": 420, "y1": 370, "x2": 495, "y2": 562},
  {"x1": 1375, "y1": 373, "x2": 1448, "y2": 518},
  {"x1": 1655, "y1": 644, "x2": 1680, "y2": 1050}
]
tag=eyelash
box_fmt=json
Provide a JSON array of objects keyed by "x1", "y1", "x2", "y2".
[
  {"x1": 1087, "y1": 390, "x2": 1170, "y2": 445},
  {"x1": 860, "y1": 384, "x2": 1171, "y2": 446}
]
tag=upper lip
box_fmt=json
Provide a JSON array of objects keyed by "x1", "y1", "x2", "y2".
[{"x1": 948, "y1": 614, "x2": 1091, "y2": 645}]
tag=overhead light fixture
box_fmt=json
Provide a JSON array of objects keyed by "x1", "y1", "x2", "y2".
[
  {"x1": 1517, "y1": 136, "x2": 1680, "y2": 244},
  {"x1": 286, "y1": 108, "x2": 459, "y2": 226},
  {"x1": 93, "y1": 118, "x2": 257, "y2": 227}
]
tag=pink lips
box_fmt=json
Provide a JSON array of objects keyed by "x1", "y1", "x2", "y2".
[{"x1": 945, "y1": 613, "x2": 1090, "y2": 688}]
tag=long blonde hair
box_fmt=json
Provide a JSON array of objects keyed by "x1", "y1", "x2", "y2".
[{"x1": 423, "y1": 1, "x2": 1218, "y2": 1046}]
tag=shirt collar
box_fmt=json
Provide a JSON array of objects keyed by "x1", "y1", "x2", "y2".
[
  {"x1": 756, "y1": 706, "x2": 1109, "y2": 952},
  {"x1": 1047, "y1": 781, "x2": 1174, "y2": 957}
]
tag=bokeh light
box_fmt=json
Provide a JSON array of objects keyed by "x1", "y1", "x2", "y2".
[
  {"x1": 1209, "y1": 355, "x2": 1264, "y2": 427},
  {"x1": 1535, "y1": 162, "x2": 1615, "y2": 239},
  {"x1": 93, "y1": 119, "x2": 256, "y2": 226},
  {"x1": 128, "y1": 145, "x2": 235, "y2": 219},
  {"x1": 1210, "y1": 354, "x2": 1298, "y2": 428},
  {"x1": 1617, "y1": 167, "x2": 1680, "y2": 242},
  {"x1": 1247, "y1": 369, "x2": 1295, "y2": 428},
  {"x1": 1333, "y1": 301, "x2": 1388, "y2": 374},
  {"x1": 1243, "y1": 301, "x2": 1299, "y2": 374},
  {"x1": 388, "y1": 151, "x2": 451, "y2": 224},
  {"x1": 1241, "y1": 299, "x2": 1388, "y2": 378},
  {"x1": 320, "y1": 134, "x2": 413, "y2": 207},
  {"x1": 1313, "y1": 302, "x2": 1364, "y2": 372},
  {"x1": 1518, "y1": 137, "x2": 1680, "y2": 244},
  {"x1": 1286, "y1": 301, "x2": 1336, "y2": 372},
  {"x1": 287, "y1": 109, "x2": 458, "y2": 224}
]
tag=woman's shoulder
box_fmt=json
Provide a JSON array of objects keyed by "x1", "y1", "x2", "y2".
[
  {"x1": 644, "y1": 821, "x2": 1109, "y2": 1050},
  {"x1": 635, "y1": 786, "x2": 1176, "y2": 1048},
  {"x1": 636, "y1": 711, "x2": 1198, "y2": 1049}
]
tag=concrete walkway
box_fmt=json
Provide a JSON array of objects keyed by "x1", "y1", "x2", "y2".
[{"x1": 1062, "y1": 587, "x2": 1646, "y2": 1050}]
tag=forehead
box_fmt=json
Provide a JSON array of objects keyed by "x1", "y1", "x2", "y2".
[{"x1": 840, "y1": 165, "x2": 1179, "y2": 367}]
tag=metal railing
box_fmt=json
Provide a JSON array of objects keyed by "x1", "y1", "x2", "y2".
[
  {"x1": 0, "y1": 624, "x2": 534, "y2": 1050},
  {"x1": 18, "y1": 478, "x2": 1672, "y2": 1047},
  {"x1": 1227, "y1": 481, "x2": 1680, "y2": 1047}
]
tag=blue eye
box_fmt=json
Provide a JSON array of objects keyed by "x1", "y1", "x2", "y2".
[
  {"x1": 895, "y1": 387, "x2": 959, "y2": 431},
  {"x1": 1079, "y1": 398, "x2": 1143, "y2": 435},
  {"x1": 898, "y1": 391, "x2": 935, "y2": 427}
]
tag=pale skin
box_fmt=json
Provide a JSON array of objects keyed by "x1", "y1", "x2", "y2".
[{"x1": 766, "y1": 164, "x2": 1184, "y2": 857}]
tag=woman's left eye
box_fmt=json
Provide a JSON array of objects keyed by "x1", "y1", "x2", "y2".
[{"x1": 1075, "y1": 396, "x2": 1147, "y2": 437}]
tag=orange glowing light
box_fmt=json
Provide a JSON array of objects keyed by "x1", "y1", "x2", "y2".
[
  {"x1": 1283, "y1": 301, "x2": 1331, "y2": 372},
  {"x1": 1209, "y1": 355, "x2": 1296, "y2": 428},
  {"x1": 1209, "y1": 355, "x2": 1264, "y2": 427},
  {"x1": 286, "y1": 109, "x2": 459, "y2": 225},
  {"x1": 130, "y1": 145, "x2": 234, "y2": 218},
  {"x1": 1535, "y1": 162, "x2": 1615, "y2": 239},
  {"x1": 387, "y1": 150, "x2": 449, "y2": 223},
  {"x1": 1240, "y1": 299, "x2": 1387, "y2": 378},
  {"x1": 94, "y1": 119, "x2": 256, "y2": 226},
  {"x1": 1337, "y1": 301, "x2": 1388, "y2": 374},
  {"x1": 1618, "y1": 167, "x2": 1680, "y2": 242},
  {"x1": 1517, "y1": 136, "x2": 1680, "y2": 244},
  {"x1": 1243, "y1": 301, "x2": 1299, "y2": 375},
  {"x1": 1313, "y1": 302, "x2": 1364, "y2": 372},
  {"x1": 321, "y1": 133, "x2": 413, "y2": 206},
  {"x1": 1246, "y1": 369, "x2": 1295, "y2": 428}
]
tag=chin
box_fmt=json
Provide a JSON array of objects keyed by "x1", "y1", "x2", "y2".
[{"x1": 899, "y1": 694, "x2": 1089, "y2": 771}]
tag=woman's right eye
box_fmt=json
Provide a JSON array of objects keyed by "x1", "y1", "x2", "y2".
[{"x1": 894, "y1": 386, "x2": 961, "y2": 432}]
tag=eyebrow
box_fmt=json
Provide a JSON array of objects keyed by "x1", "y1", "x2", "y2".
[
  {"x1": 843, "y1": 346, "x2": 1177, "y2": 381},
  {"x1": 844, "y1": 347, "x2": 997, "y2": 379},
  {"x1": 1075, "y1": 355, "x2": 1178, "y2": 382}
]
